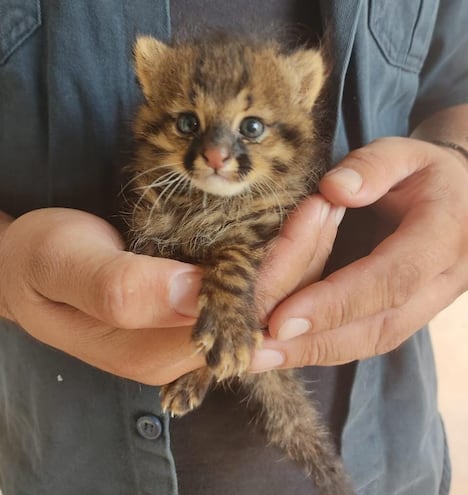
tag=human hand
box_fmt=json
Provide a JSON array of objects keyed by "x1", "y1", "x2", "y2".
[
  {"x1": 0, "y1": 208, "x2": 204, "y2": 384},
  {"x1": 253, "y1": 137, "x2": 468, "y2": 370},
  {"x1": 249, "y1": 194, "x2": 345, "y2": 371}
]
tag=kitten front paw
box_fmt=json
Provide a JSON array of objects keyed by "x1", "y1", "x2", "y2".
[
  {"x1": 193, "y1": 318, "x2": 263, "y2": 381},
  {"x1": 161, "y1": 368, "x2": 213, "y2": 417}
]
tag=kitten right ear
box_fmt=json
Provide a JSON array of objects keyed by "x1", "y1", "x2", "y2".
[
  {"x1": 283, "y1": 48, "x2": 326, "y2": 111},
  {"x1": 134, "y1": 36, "x2": 169, "y2": 100}
]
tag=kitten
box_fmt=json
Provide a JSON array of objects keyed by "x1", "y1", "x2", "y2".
[{"x1": 124, "y1": 33, "x2": 354, "y2": 495}]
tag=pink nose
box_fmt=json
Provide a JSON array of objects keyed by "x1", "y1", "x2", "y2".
[{"x1": 202, "y1": 146, "x2": 231, "y2": 170}]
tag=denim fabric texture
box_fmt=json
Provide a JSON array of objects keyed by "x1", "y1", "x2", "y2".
[{"x1": 0, "y1": 0, "x2": 41, "y2": 65}]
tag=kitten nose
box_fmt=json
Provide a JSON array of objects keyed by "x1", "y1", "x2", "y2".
[{"x1": 202, "y1": 146, "x2": 231, "y2": 170}]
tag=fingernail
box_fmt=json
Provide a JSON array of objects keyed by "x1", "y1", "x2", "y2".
[
  {"x1": 250, "y1": 349, "x2": 285, "y2": 373},
  {"x1": 170, "y1": 271, "x2": 201, "y2": 317},
  {"x1": 334, "y1": 206, "x2": 346, "y2": 226},
  {"x1": 277, "y1": 318, "x2": 311, "y2": 341},
  {"x1": 319, "y1": 201, "x2": 331, "y2": 227},
  {"x1": 325, "y1": 168, "x2": 363, "y2": 194}
]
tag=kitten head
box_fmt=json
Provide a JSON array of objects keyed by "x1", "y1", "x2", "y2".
[{"x1": 133, "y1": 33, "x2": 326, "y2": 198}]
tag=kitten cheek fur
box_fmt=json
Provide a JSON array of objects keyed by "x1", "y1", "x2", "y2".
[{"x1": 127, "y1": 34, "x2": 353, "y2": 495}]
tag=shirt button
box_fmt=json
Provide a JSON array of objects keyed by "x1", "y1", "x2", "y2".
[{"x1": 136, "y1": 415, "x2": 163, "y2": 440}]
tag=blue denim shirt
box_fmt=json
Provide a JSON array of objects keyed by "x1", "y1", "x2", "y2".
[{"x1": 0, "y1": 1, "x2": 467, "y2": 494}]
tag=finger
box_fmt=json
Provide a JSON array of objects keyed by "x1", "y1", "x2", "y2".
[
  {"x1": 20, "y1": 298, "x2": 205, "y2": 385},
  {"x1": 298, "y1": 205, "x2": 346, "y2": 289},
  {"x1": 319, "y1": 137, "x2": 448, "y2": 207},
  {"x1": 268, "y1": 203, "x2": 460, "y2": 338},
  {"x1": 257, "y1": 195, "x2": 344, "y2": 320},
  {"x1": 254, "y1": 266, "x2": 465, "y2": 369},
  {"x1": 23, "y1": 210, "x2": 202, "y2": 329}
]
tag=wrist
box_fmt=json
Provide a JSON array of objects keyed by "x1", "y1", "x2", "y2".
[
  {"x1": 429, "y1": 139, "x2": 468, "y2": 166},
  {"x1": 410, "y1": 103, "x2": 468, "y2": 170}
]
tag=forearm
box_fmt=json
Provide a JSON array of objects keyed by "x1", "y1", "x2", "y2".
[{"x1": 411, "y1": 103, "x2": 468, "y2": 167}]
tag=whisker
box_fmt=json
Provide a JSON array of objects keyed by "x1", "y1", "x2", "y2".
[
  {"x1": 158, "y1": 174, "x2": 185, "y2": 202},
  {"x1": 130, "y1": 171, "x2": 181, "y2": 218},
  {"x1": 252, "y1": 179, "x2": 287, "y2": 224},
  {"x1": 133, "y1": 170, "x2": 182, "y2": 192},
  {"x1": 121, "y1": 165, "x2": 180, "y2": 193},
  {"x1": 162, "y1": 173, "x2": 190, "y2": 206}
]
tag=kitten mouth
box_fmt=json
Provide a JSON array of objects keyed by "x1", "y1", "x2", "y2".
[
  {"x1": 192, "y1": 169, "x2": 248, "y2": 196},
  {"x1": 210, "y1": 169, "x2": 235, "y2": 181}
]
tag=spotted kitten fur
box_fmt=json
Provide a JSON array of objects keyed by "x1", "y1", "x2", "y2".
[{"x1": 125, "y1": 33, "x2": 354, "y2": 495}]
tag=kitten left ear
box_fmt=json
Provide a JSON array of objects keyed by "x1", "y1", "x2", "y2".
[
  {"x1": 134, "y1": 36, "x2": 170, "y2": 100},
  {"x1": 284, "y1": 49, "x2": 326, "y2": 110}
]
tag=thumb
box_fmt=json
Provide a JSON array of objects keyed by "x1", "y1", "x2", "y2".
[
  {"x1": 319, "y1": 137, "x2": 438, "y2": 207},
  {"x1": 20, "y1": 209, "x2": 202, "y2": 329}
]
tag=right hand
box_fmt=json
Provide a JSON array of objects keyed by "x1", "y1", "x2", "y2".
[{"x1": 0, "y1": 208, "x2": 205, "y2": 385}]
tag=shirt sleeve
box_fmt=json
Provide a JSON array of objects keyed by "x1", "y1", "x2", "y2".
[{"x1": 410, "y1": 0, "x2": 468, "y2": 128}]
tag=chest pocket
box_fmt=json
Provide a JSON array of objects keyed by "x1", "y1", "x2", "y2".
[
  {"x1": 369, "y1": 0, "x2": 439, "y2": 73},
  {"x1": 0, "y1": 0, "x2": 42, "y2": 65}
]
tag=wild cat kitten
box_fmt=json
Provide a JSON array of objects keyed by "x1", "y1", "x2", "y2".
[{"x1": 125, "y1": 33, "x2": 354, "y2": 495}]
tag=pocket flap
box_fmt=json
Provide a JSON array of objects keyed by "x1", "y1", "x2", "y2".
[{"x1": 0, "y1": 0, "x2": 42, "y2": 65}]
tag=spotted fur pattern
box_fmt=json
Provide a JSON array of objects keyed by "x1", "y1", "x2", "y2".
[{"x1": 124, "y1": 33, "x2": 354, "y2": 495}]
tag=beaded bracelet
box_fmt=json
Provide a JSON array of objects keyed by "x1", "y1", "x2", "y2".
[{"x1": 431, "y1": 139, "x2": 468, "y2": 162}]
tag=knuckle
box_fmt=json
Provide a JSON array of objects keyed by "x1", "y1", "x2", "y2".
[
  {"x1": 333, "y1": 294, "x2": 349, "y2": 328},
  {"x1": 298, "y1": 342, "x2": 317, "y2": 367},
  {"x1": 385, "y1": 260, "x2": 421, "y2": 309},
  {"x1": 319, "y1": 282, "x2": 348, "y2": 329},
  {"x1": 97, "y1": 254, "x2": 145, "y2": 328},
  {"x1": 299, "y1": 335, "x2": 332, "y2": 366},
  {"x1": 373, "y1": 313, "x2": 405, "y2": 355}
]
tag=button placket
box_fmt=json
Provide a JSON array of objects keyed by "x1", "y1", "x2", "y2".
[{"x1": 120, "y1": 380, "x2": 178, "y2": 494}]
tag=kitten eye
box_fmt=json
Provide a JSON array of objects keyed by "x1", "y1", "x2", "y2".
[
  {"x1": 239, "y1": 117, "x2": 265, "y2": 139},
  {"x1": 176, "y1": 112, "x2": 200, "y2": 135}
]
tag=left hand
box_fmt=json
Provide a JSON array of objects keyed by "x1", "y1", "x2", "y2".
[{"x1": 252, "y1": 136, "x2": 468, "y2": 371}]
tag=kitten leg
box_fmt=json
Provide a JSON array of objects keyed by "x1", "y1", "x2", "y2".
[
  {"x1": 161, "y1": 244, "x2": 263, "y2": 416},
  {"x1": 193, "y1": 245, "x2": 263, "y2": 381},
  {"x1": 242, "y1": 370, "x2": 355, "y2": 495},
  {"x1": 161, "y1": 367, "x2": 214, "y2": 417}
]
